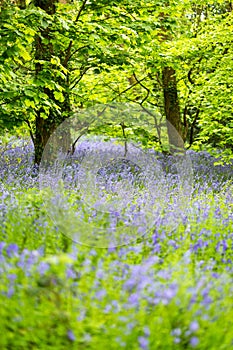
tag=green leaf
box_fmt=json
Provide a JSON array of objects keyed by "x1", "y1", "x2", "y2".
[
  {"x1": 17, "y1": 44, "x2": 31, "y2": 61},
  {"x1": 24, "y1": 89, "x2": 36, "y2": 97},
  {"x1": 24, "y1": 99, "x2": 35, "y2": 108},
  {"x1": 54, "y1": 91, "x2": 65, "y2": 102}
]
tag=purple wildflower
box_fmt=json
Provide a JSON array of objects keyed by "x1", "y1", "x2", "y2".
[
  {"x1": 95, "y1": 289, "x2": 106, "y2": 300},
  {"x1": 128, "y1": 293, "x2": 139, "y2": 306},
  {"x1": 189, "y1": 321, "x2": 199, "y2": 332},
  {"x1": 6, "y1": 243, "x2": 18, "y2": 257},
  {"x1": 171, "y1": 328, "x2": 182, "y2": 337},
  {"x1": 67, "y1": 329, "x2": 76, "y2": 342},
  {"x1": 138, "y1": 336, "x2": 149, "y2": 350},
  {"x1": 38, "y1": 261, "x2": 50, "y2": 275},
  {"x1": 190, "y1": 336, "x2": 199, "y2": 347},
  {"x1": 66, "y1": 267, "x2": 76, "y2": 279}
]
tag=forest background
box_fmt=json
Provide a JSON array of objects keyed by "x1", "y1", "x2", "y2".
[{"x1": 1, "y1": 0, "x2": 233, "y2": 164}]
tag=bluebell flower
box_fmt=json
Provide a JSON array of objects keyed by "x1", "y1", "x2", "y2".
[
  {"x1": 189, "y1": 320, "x2": 199, "y2": 332},
  {"x1": 95, "y1": 289, "x2": 106, "y2": 300},
  {"x1": 66, "y1": 267, "x2": 76, "y2": 279},
  {"x1": 171, "y1": 328, "x2": 182, "y2": 337},
  {"x1": 190, "y1": 336, "x2": 199, "y2": 347},
  {"x1": 6, "y1": 243, "x2": 18, "y2": 257},
  {"x1": 67, "y1": 329, "x2": 76, "y2": 342},
  {"x1": 138, "y1": 336, "x2": 149, "y2": 350},
  {"x1": 173, "y1": 337, "x2": 181, "y2": 344},
  {"x1": 128, "y1": 293, "x2": 139, "y2": 306},
  {"x1": 38, "y1": 261, "x2": 50, "y2": 275}
]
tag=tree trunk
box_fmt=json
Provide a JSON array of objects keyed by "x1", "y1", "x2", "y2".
[
  {"x1": 34, "y1": 114, "x2": 57, "y2": 165},
  {"x1": 162, "y1": 66, "x2": 184, "y2": 152},
  {"x1": 156, "y1": 6, "x2": 184, "y2": 153},
  {"x1": 33, "y1": 0, "x2": 71, "y2": 165}
]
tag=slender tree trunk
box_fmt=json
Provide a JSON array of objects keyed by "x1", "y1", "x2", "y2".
[
  {"x1": 162, "y1": 66, "x2": 184, "y2": 152},
  {"x1": 156, "y1": 6, "x2": 185, "y2": 152},
  {"x1": 33, "y1": 0, "x2": 72, "y2": 165}
]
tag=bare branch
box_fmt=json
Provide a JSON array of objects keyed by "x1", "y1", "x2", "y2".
[
  {"x1": 68, "y1": 45, "x2": 89, "y2": 61},
  {"x1": 70, "y1": 67, "x2": 91, "y2": 90},
  {"x1": 132, "y1": 72, "x2": 150, "y2": 105},
  {"x1": 63, "y1": 40, "x2": 73, "y2": 67},
  {"x1": 188, "y1": 108, "x2": 200, "y2": 148},
  {"x1": 102, "y1": 74, "x2": 149, "y2": 102},
  {"x1": 25, "y1": 119, "x2": 35, "y2": 145},
  {"x1": 74, "y1": 0, "x2": 88, "y2": 23},
  {"x1": 187, "y1": 68, "x2": 195, "y2": 85},
  {"x1": 120, "y1": 121, "x2": 128, "y2": 157},
  {"x1": 62, "y1": 0, "x2": 88, "y2": 66},
  {"x1": 69, "y1": 105, "x2": 108, "y2": 155},
  {"x1": 138, "y1": 104, "x2": 162, "y2": 145}
]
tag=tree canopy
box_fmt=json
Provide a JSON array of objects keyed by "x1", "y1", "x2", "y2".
[{"x1": 0, "y1": 0, "x2": 233, "y2": 163}]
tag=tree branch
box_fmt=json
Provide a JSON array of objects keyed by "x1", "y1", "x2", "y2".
[
  {"x1": 138, "y1": 104, "x2": 162, "y2": 145},
  {"x1": 188, "y1": 108, "x2": 200, "y2": 148},
  {"x1": 74, "y1": 0, "x2": 88, "y2": 23},
  {"x1": 132, "y1": 72, "x2": 150, "y2": 105},
  {"x1": 102, "y1": 74, "x2": 149, "y2": 102},
  {"x1": 63, "y1": 40, "x2": 73, "y2": 67},
  {"x1": 68, "y1": 106, "x2": 108, "y2": 155},
  {"x1": 62, "y1": 0, "x2": 88, "y2": 67},
  {"x1": 68, "y1": 45, "x2": 89, "y2": 61},
  {"x1": 25, "y1": 119, "x2": 35, "y2": 145},
  {"x1": 187, "y1": 68, "x2": 195, "y2": 85},
  {"x1": 70, "y1": 67, "x2": 91, "y2": 90},
  {"x1": 120, "y1": 121, "x2": 128, "y2": 157}
]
